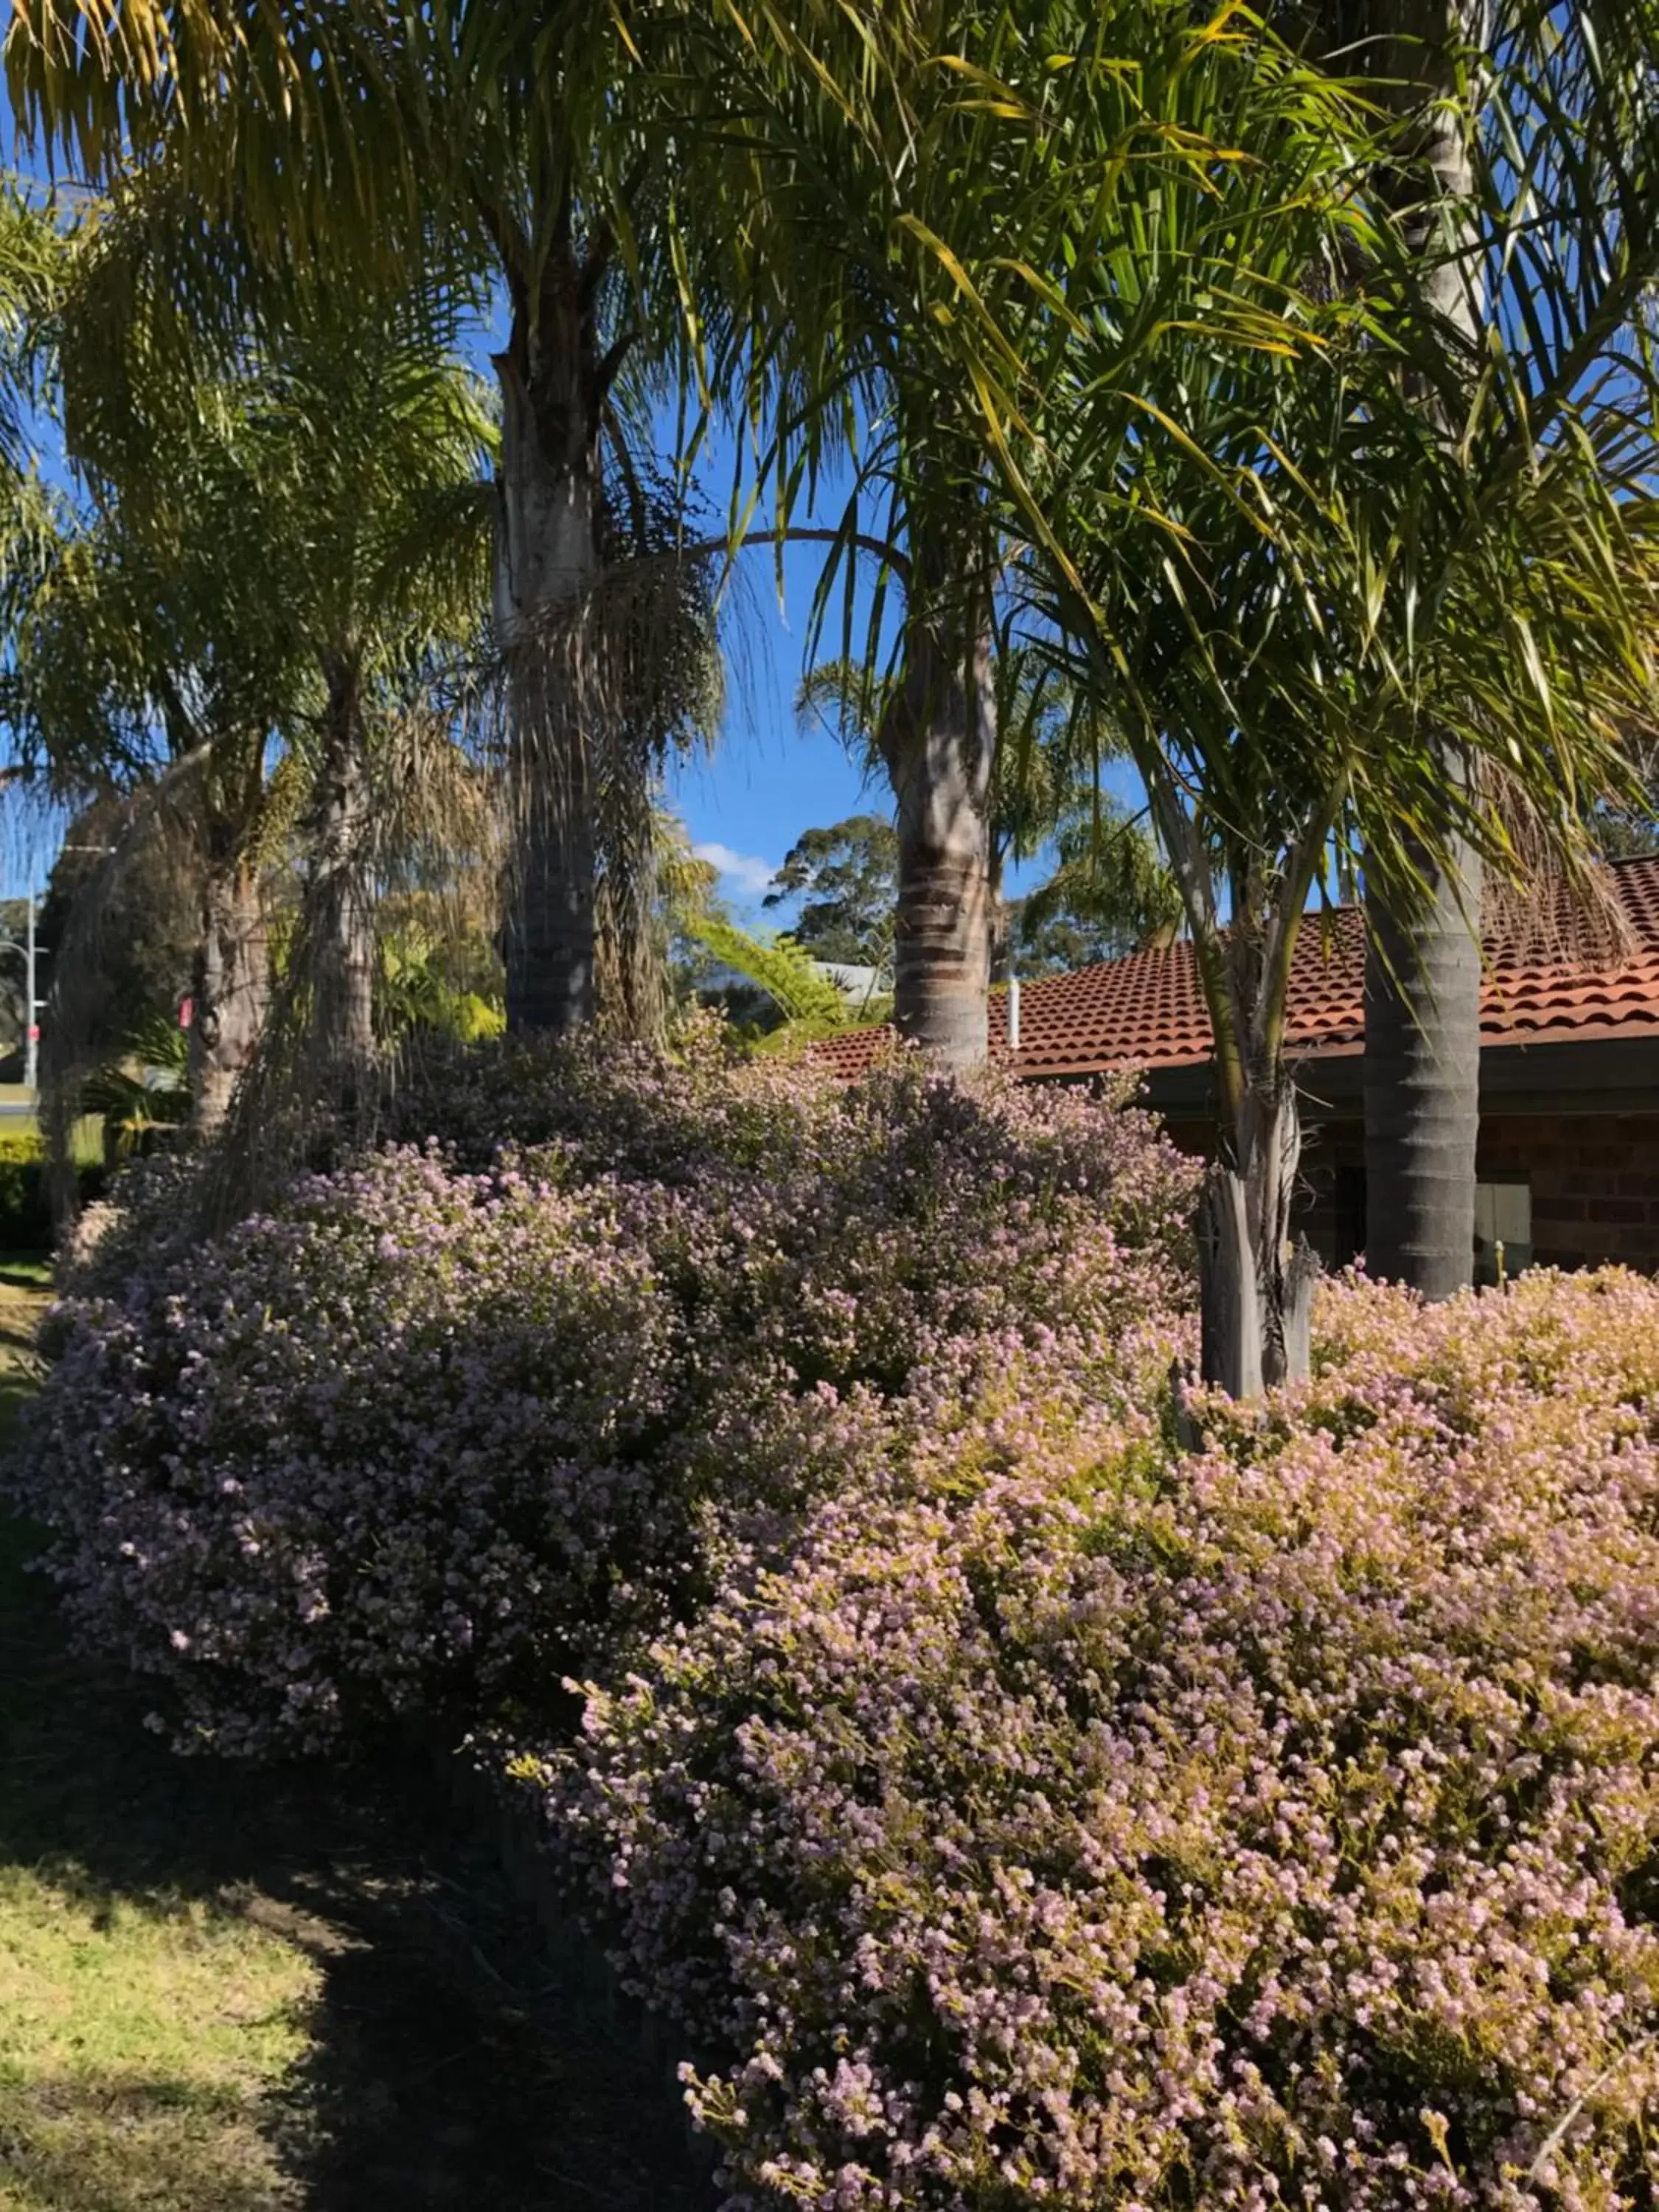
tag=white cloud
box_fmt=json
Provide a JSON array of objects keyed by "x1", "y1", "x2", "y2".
[{"x1": 693, "y1": 841, "x2": 779, "y2": 897}]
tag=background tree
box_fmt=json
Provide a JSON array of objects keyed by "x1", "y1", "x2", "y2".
[
  {"x1": 1592, "y1": 748, "x2": 1659, "y2": 859},
  {"x1": 763, "y1": 816, "x2": 898, "y2": 973},
  {"x1": 1010, "y1": 801, "x2": 1183, "y2": 974},
  {"x1": 30, "y1": 796, "x2": 198, "y2": 1065},
  {"x1": 647, "y1": 807, "x2": 861, "y2": 1036}
]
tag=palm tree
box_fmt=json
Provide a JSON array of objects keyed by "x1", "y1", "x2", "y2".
[
  {"x1": 6, "y1": 0, "x2": 720, "y2": 1037},
  {"x1": 225, "y1": 302, "x2": 493, "y2": 1104},
  {"x1": 9, "y1": 0, "x2": 1357, "y2": 1075},
  {"x1": 13, "y1": 217, "x2": 495, "y2": 1141},
  {"x1": 676, "y1": 0, "x2": 1444, "y2": 1070},
  {"x1": 1329, "y1": 0, "x2": 1659, "y2": 1297},
  {"x1": 675, "y1": 12, "x2": 1048, "y2": 1066},
  {"x1": 1303, "y1": 0, "x2": 1495, "y2": 1302},
  {"x1": 1008, "y1": 21, "x2": 1659, "y2": 1389},
  {"x1": 6, "y1": 395, "x2": 305, "y2": 1135}
]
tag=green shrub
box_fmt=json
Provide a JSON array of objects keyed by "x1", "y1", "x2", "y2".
[{"x1": 0, "y1": 1134, "x2": 105, "y2": 1253}]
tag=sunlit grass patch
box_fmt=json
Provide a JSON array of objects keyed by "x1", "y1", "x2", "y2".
[{"x1": 0, "y1": 1868, "x2": 316, "y2": 2211}]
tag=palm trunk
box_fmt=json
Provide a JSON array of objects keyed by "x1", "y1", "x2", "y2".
[
  {"x1": 308, "y1": 658, "x2": 376, "y2": 1107},
  {"x1": 1154, "y1": 808, "x2": 1322, "y2": 1397},
  {"x1": 188, "y1": 857, "x2": 268, "y2": 1139},
  {"x1": 493, "y1": 221, "x2": 602, "y2": 1038},
  {"x1": 883, "y1": 564, "x2": 995, "y2": 1071},
  {"x1": 1363, "y1": 841, "x2": 1483, "y2": 1295},
  {"x1": 1200, "y1": 1065, "x2": 1317, "y2": 1395},
  {"x1": 1356, "y1": 0, "x2": 1486, "y2": 1295}
]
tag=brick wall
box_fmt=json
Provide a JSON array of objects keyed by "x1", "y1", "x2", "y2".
[
  {"x1": 1480, "y1": 1113, "x2": 1659, "y2": 1272},
  {"x1": 1175, "y1": 1111, "x2": 1659, "y2": 1275}
]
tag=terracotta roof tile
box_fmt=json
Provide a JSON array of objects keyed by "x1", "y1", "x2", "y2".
[{"x1": 813, "y1": 855, "x2": 1659, "y2": 1082}]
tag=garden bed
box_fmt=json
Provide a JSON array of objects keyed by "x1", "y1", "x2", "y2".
[{"x1": 15, "y1": 1039, "x2": 1659, "y2": 2211}]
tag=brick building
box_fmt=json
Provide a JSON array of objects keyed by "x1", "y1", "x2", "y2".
[{"x1": 816, "y1": 855, "x2": 1659, "y2": 1279}]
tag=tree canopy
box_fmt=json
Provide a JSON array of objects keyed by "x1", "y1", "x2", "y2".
[{"x1": 0, "y1": 0, "x2": 1654, "y2": 1367}]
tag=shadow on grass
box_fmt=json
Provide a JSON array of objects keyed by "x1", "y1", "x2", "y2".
[
  {"x1": 0, "y1": 1379, "x2": 710, "y2": 2210},
  {"x1": 0, "y1": 2076, "x2": 300, "y2": 2212}
]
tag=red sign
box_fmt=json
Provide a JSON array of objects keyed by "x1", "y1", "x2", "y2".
[{"x1": 178, "y1": 998, "x2": 193, "y2": 1030}]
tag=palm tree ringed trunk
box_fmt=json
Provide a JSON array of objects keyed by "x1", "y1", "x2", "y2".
[
  {"x1": 493, "y1": 215, "x2": 602, "y2": 1038},
  {"x1": 189, "y1": 843, "x2": 269, "y2": 1140},
  {"x1": 1364, "y1": 831, "x2": 1484, "y2": 1297},
  {"x1": 308, "y1": 653, "x2": 376, "y2": 1108},
  {"x1": 880, "y1": 542, "x2": 996, "y2": 1071},
  {"x1": 1359, "y1": 0, "x2": 1485, "y2": 1298},
  {"x1": 1197, "y1": 906, "x2": 1318, "y2": 1395}
]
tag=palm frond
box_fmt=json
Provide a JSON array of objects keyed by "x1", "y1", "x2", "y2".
[{"x1": 683, "y1": 914, "x2": 852, "y2": 1027}]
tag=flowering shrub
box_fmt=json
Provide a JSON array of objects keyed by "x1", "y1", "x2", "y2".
[
  {"x1": 11, "y1": 1041, "x2": 1197, "y2": 1756},
  {"x1": 55, "y1": 1147, "x2": 211, "y2": 1299},
  {"x1": 544, "y1": 1267, "x2": 1659, "y2": 2212},
  {"x1": 386, "y1": 1015, "x2": 812, "y2": 1182},
  {"x1": 19, "y1": 1148, "x2": 686, "y2": 1754}
]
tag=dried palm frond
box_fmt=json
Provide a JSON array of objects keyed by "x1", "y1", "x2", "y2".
[
  {"x1": 497, "y1": 539, "x2": 723, "y2": 1043},
  {"x1": 37, "y1": 750, "x2": 209, "y2": 1228},
  {"x1": 204, "y1": 698, "x2": 501, "y2": 1223}
]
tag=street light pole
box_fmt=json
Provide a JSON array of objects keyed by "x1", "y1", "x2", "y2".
[
  {"x1": 0, "y1": 892, "x2": 46, "y2": 1096},
  {"x1": 24, "y1": 891, "x2": 36, "y2": 1096}
]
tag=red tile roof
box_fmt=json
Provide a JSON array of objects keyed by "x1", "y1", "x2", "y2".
[{"x1": 814, "y1": 855, "x2": 1659, "y2": 1082}]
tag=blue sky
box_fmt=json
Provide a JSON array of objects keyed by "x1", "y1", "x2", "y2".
[{"x1": 660, "y1": 452, "x2": 889, "y2": 922}]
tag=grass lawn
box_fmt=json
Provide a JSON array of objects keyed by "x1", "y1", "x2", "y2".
[
  {"x1": 0, "y1": 1284, "x2": 711, "y2": 2212},
  {"x1": 0, "y1": 1099, "x2": 107, "y2": 1165}
]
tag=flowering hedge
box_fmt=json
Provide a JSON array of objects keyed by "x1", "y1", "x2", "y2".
[
  {"x1": 542, "y1": 1267, "x2": 1659, "y2": 2212},
  {"x1": 10, "y1": 1040, "x2": 1197, "y2": 1756}
]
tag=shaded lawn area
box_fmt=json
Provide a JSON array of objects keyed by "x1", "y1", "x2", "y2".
[{"x1": 0, "y1": 1286, "x2": 709, "y2": 2211}]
